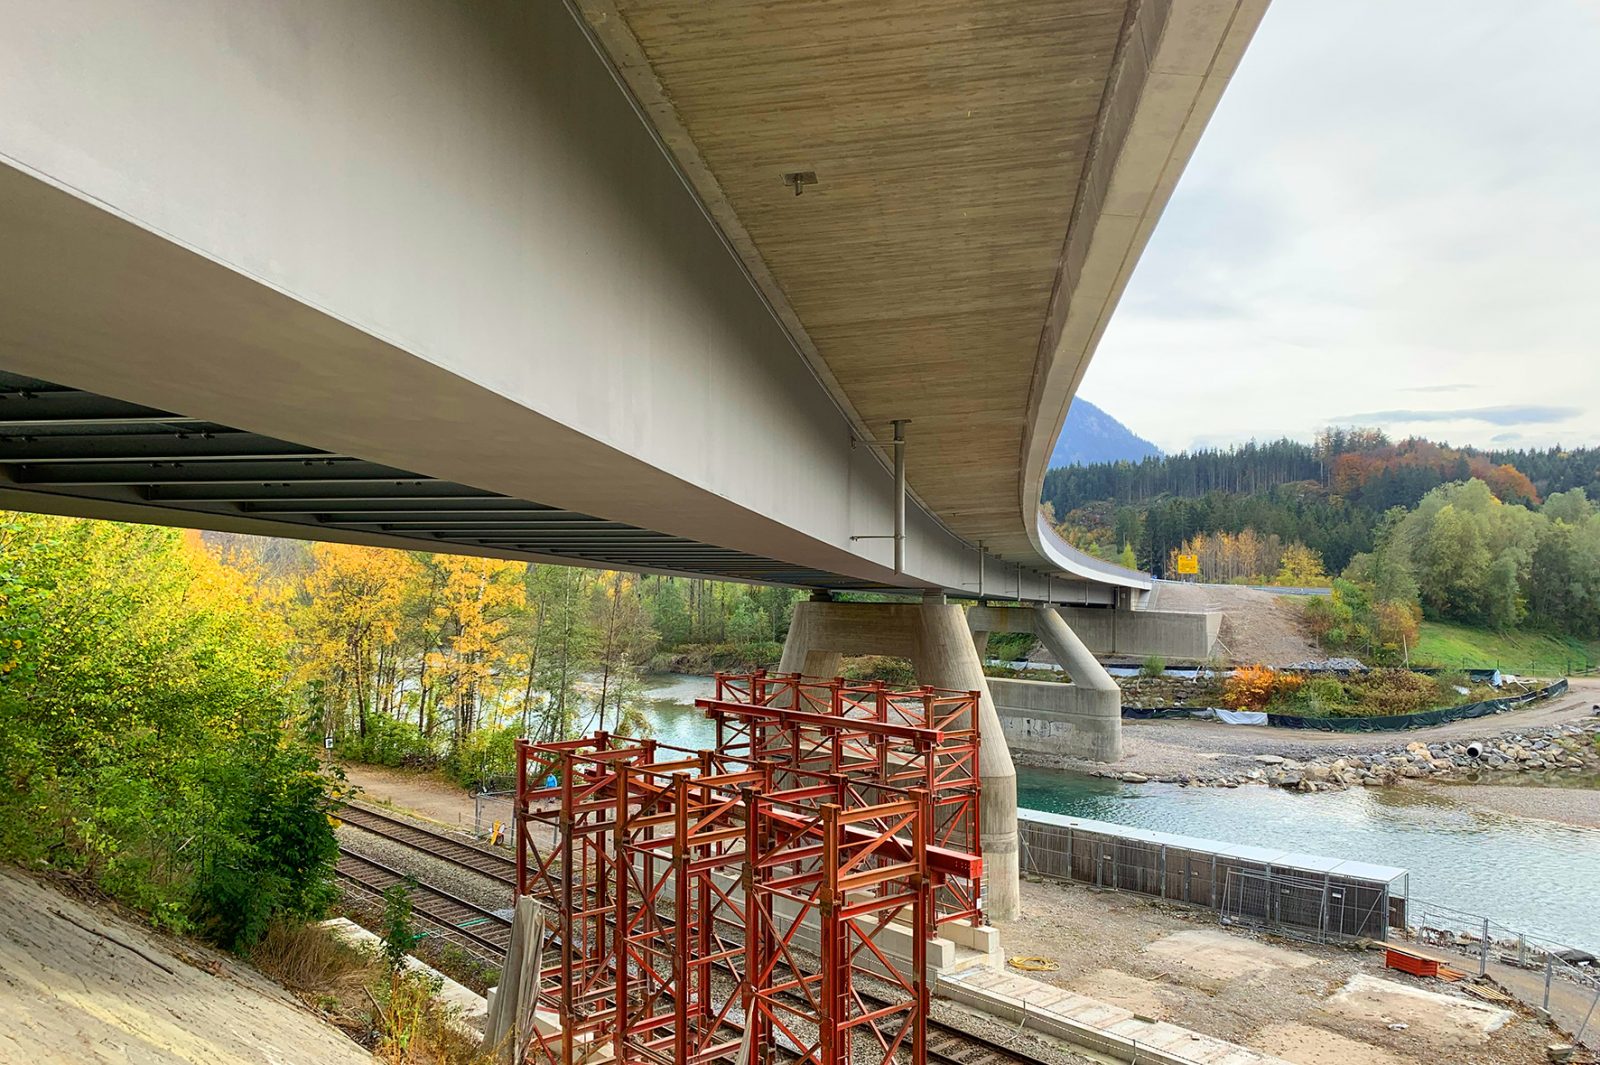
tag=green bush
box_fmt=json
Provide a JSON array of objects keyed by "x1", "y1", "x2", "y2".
[
  {"x1": 1289, "y1": 676, "x2": 1351, "y2": 717},
  {"x1": 381, "y1": 881, "x2": 419, "y2": 974},
  {"x1": 0, "y1": 514, "x2": 339, "y2": 950},
  {"x1": 986, "y1": 632, "x2": 1037, "y2": 663},
  {"x1": 1432, "y1": 671, "x2": 1472, "y2": 705},
  {"x1": 442, "y1": 724, "x2": 521, "y2": 791},
  {"x1": 1139, "y1": 655, "x2": 1166, "y2": 678},
  {"x1": 336, "y1": 714, "x2": 439, "y2": 770},
  {"x1": 840, "y1": 656, "x2": 917, "y2": 686}
]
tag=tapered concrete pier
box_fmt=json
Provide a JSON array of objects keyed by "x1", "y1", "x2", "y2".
[
  {"x1": 778, "y1": 594, "x2": 1019, "y2": 922},
  {"x1": 969, "y1": 605, "x2": 1123, "y2": 763}
]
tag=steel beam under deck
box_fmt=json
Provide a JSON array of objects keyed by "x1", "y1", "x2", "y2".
[{"x1": 0, "y1": 370, "x2": 879, "y2": 587}]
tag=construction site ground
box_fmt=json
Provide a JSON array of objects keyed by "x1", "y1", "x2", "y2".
[
  {"x1": 1145, "y1": 582, "x2": 1321, "y2": 665},
  {"x1": 345, "y1": 765, "x2": 1572, "y2": 1065}
]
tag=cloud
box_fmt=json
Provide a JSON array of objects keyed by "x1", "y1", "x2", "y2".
[
  {"x1": 1077, "y1": 0, "x2": 1600, "y2": 455},
  {"x1": 1332, "y1": 405, "x2": 1581, "y2": 427}
]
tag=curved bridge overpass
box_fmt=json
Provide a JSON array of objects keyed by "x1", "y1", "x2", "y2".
[{"x1": 0, "y1": 0, "x2": 1266, "y2": 603}]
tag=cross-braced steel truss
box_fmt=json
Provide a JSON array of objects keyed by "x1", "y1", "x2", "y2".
[{"x1": 512, "y1": 675, "x2": 983, "y2": 1065}]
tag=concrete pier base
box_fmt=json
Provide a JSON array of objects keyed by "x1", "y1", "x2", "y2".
[{"x1": 778, "y1": 596, "x2": 1020, "y2": 922}]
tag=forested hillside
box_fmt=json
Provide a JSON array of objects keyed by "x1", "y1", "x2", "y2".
[
  {"x1": 1046, "y1": 430, "x2": 1597, "y2": 575},
  {"x1": 1045, "y1": 430, "x2": 1600, "y2": 664}
]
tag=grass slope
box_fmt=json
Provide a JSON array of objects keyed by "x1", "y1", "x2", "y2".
[{"x1": 1412, "y1": 620, "x2": 1600, "y2": 675}]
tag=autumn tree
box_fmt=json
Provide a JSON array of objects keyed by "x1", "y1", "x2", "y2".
[
  {"x1": 1272, "y1": 544, "x2": 1330, "y2": 587},
  {"x1": 427, "y1": 555, "x2": 525, "y2": 741},
  {"x1": 529, "y1": 566, "x2": 596, "y2": 742},
  {"x1": 591, "y1": 572, "x2": 655, "y2": 734},
  {"x1": 294, "y1": 543, "x2": 417, "y2": 741}
]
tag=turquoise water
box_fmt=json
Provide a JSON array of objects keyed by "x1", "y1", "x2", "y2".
[{"x1": 639, "y1": 675, "x2": 1600, "y2": 950}]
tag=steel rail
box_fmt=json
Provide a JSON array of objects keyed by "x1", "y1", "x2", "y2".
[
  {"x1": 334, "y1": 847, "x2": 511, "y2": 963},
  {"x1": 338, "y1": 801, "x2": 517, "y2": 886}
]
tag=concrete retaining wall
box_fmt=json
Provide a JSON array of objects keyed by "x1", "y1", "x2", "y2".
[
  {"x1": 988, "y1": 676, "x2": 1120, "y2": 762},
  {"x1": 1058, "y1": 606, "x2": 1220, "y2": 660}
]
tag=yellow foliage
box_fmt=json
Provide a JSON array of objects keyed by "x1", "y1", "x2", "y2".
[
  {"x1": 1272, "y1": 543, "x2": 1330, "y2": 588},
  {"x1": 1222, "y1": 665, "x2": 1302, "y2": 711}
]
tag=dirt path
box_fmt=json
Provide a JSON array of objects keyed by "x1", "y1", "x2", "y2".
[
  {"x1": 1148, "y1": 581, "x2": 1322, "y2": 665},
  {"x1": 341, "y1": 763, "x2": 487, "y2": 831},
  {"x1": 0, "y1": 868, "x2": 373, "y2": 1065}
]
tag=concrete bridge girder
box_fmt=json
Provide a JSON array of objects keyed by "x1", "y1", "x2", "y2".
[{"x1": 0, "y1": 0, "x2": 1268, "y2": 597}]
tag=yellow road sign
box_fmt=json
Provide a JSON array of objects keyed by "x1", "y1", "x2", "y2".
[{"x1": 1175, "y1": 553, "x2": 1199, "y2": 575}]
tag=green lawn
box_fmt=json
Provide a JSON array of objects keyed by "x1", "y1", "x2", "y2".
[{"x1": 1411, "y1": 620, "x2": 1600, "y2": 676}]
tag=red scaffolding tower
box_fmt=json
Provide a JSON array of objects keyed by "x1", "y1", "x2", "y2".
[{"x1": 512, "y1": 674, "x2": 983, "y2": 1065}]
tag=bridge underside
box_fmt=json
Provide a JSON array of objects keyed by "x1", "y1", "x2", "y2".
[
  {"x1": 0, "y1": 370, "x2": 874, "y2": 588},
  {"x1": 0, "y1": 0, "x2": 1265, "y2": 601}
]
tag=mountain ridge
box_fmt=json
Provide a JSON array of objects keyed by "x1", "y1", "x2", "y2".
[{"x1": 1048, "y1": 397, "x2": 1162, "y2": 469}]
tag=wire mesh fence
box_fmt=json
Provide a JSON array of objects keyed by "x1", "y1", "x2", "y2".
[
  {"x1": 1404, "y1": 900, "x2": 1600, "y2": 989},
  {"x1": 473, "y1": 788, "x2": 514, "y2": 844},
  {"x1": 1401, "y1": 900, "x2": 1600, "y2": 1047},
  {"x1": 1219, "y1": 868, "x2": 1393, "y2": 944},
  {"x1": 1017, "y1": 814, "x2": 1403, "y2": 941}
]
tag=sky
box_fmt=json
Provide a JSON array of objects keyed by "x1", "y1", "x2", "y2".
[{"x1": 1077, "y1": 0, "x2": 1600, "y2": 456}]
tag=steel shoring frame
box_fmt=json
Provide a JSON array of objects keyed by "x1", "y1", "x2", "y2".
[
  {"x1": 514, "y1": 691, "x2": 958, "y2": 1065},
  {"x1": 702, "y1": 673, "x2": 982, "y2": 934},
  {"x1": 515, "y1": 734, "x2": 640, "y2": 1065},
  {"x1": 617, "y1": 761, "x2": 763, "y2": 1065},
  {"x1": 744, "y1": 790, "x2": 928, "y2": 1065}
]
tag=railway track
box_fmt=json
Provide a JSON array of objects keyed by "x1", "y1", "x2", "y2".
[
  {"x1": 334, "y1": 847, "x2": 512, "y2": 963},
  {"x1": 338, "y1": 801, "x2": 517, "y2": 886},
  {"x1": 336, "y1": 807, "x2": 1064, "y2": 1065},
  {"x1": 924, "y1": 1028, "x2": 1068, "y2": 1065}
]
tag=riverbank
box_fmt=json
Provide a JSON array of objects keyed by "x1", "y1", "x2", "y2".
[
  {"x1": 1424, "y1": 782, "x2": 1600, "y2": 829},
  {"x1": 1018, "y1": 677, "x2": 1600, "y2": 791},
  {"x1": 1074, "y1": 714, "x2": 1600, "y2": 795}
]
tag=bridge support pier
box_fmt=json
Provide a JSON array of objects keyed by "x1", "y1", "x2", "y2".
[
  {"x1": 778, "y1": 595, "x2": 1019, "y2": 923},
  {"x1": 970, "y1": 606, "x2": 1122, "y2": 763}
]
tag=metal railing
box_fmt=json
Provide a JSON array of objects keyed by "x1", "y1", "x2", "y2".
[
  {"x1": 472, "y1": 788, "x2": 514, "y2": 844},
  {"x1": 1402, "y1": 900, "x2": 1599, "y2": 1044}
]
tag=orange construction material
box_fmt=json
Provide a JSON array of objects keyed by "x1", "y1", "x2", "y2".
[{"x1": 1385, "y1": 948, "x2": 1441, "y2": 978}]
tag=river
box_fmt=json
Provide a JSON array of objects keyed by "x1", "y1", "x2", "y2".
[{"x1": 638, "y1": 675, "x2": 1600, "y2": 951}]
